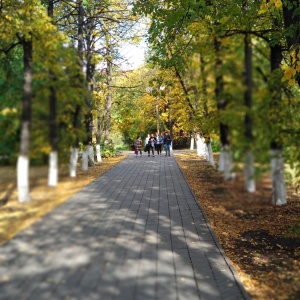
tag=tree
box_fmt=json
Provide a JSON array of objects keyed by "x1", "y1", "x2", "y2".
[{"x1": 0, "y1": 1, "x2": 54, "y2": 201}]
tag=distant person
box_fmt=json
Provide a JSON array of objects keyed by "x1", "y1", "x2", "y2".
[
  {"x1": 163, "y1": 131, "x2": 172, "y2": 156},
  {"x1": 145, "y1": 133, "x2": 150, "y2": 152},
  {"x1": 155, "y1": 132, "x2": 163, "y2": 155},
  {"x1": 147, "y1": 133, "x2": 157, "y2": 157},
  {"x1": 135, "y1": 136, "x2": 142, "y2": 157}
]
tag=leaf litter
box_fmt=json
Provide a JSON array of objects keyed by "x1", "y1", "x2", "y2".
[{"x1": 174, "y1": 152, "x2": 300, "y2": 300}]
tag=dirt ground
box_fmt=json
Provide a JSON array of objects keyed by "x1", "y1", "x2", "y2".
[{"x1": 0, "y1": 152, "x2": 300, "y2": 299}]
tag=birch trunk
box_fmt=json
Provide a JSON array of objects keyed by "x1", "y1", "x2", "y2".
[
  {"x1": 48, "y1": 151, "x2": 58, "y2": 187},
  {"x1": 271, "y1": 149, "x2": 287, "y2": 205}
]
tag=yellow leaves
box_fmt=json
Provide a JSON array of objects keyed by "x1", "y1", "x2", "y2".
[
  {"x1": 259, "y1": 0, "x2": 282, "y2": 14},
  {"x1": 281, "y1": 66, "x2": 296, "y2": 81},
  {"x1": 1, "y1": 108, "x2": 17, "y2": 116},
  {"x1": 4, "y1": 14, "x2": 12, "y2": 21},
  {"x1": 282, "y1": 48, "x2": 300, "y2": 86},
  {"x1": 258, "y1": 3, "x2": 267, "y2": 14},
  {"x1": 281, "y1": 44, "x2": 300, "y2": 86}
]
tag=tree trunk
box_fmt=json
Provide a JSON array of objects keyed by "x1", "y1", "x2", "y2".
[
  {"x1": 48, "y1": 151, "x2": 58, "y2": 186},
  {"x1": 168, "y1": 93, "x2": 173, "y2": 150},
  {"x1": 17, "y1": 38, "x2": 32, "y2": 202},
  {"x1": 69, "y1": 0, "x2": 83, "y2": 177},
  {"x1": 48, "y1": 85, "x2": 58, "y2": 186},
  {"x1": 190, "y1": 134, "x2": 195, "y2": 150},
  {"x1": 96, "y1": 144, "x2": 102, "y2": 162},
  {"x1": 244, "y1": 33, "x2": 256, "y2": 192},
  {"x1": 270, "y1": 149, "x2": 286, "y2": 205},
  {"x1": 84, "y1": 15, "x2": 95, "y2": 165},
  {"x1": 196, "y1": 134, "x2": 206, "y2": 157},
  {"x1": 205, "y1": 139, "x2": 215, "y2": 167},
  {"x1": 69, "y1": 147, "x2": 78, "y2": 177},
  {"x1": 104, "y1": 44, "x2": 113, "y2": 142},
  {"x1": 215, "y1": 38, "x2": 234, "y2": 179},
  {"x1": 282, "y1": 1, "x2": 300, "y2": 86},
  {"x1": 82, "y1": 150, "x2": 88, "y2": 171},
  {"x1": 95, "y1": 116, "x2": 103, "y2": 162},
  {"x1": 69, "y1": 105, "x2": 81, "y2": 177},
  {"x1": 244, "y1": 151, "x2": 255, "y2": 193},
  {"x1": 48, "y1": 0, "x2": 58, "y2": 187},
  {"x1": 269, "y1": 44, "x2": 286, "y2": 205}
]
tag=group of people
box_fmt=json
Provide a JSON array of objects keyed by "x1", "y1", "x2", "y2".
[{"x1": 134, "y1": 131, "x2": 172, "y2": 157}]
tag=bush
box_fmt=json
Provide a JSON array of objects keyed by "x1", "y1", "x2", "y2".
[{"x1": 101, "y1": 141, "x2": 118, "y2": 157}]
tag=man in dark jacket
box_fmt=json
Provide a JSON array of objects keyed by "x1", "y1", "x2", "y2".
[{"x1": 163, "y1": 131, "x2": 172, "y2": 156}]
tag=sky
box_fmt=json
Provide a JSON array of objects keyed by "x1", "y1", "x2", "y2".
[{"x1": 119, "y1": 41, "x2": 147, "y2": 70}]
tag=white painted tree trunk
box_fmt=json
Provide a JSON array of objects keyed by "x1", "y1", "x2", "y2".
[
  {"x1": 219, "y1": 146, "x2": 235, "y2": 180},
  {"x1": 270, "y1": 149, "x2": 287, "y2": 205},
  {"x1": 196, "y1": 134, "x2": 206, "y2": 157},
  {"x1": 190, "y1": 136, "x2": 195, "y2": 150},
  {"x1": 244, "y1": 150, "x2": 256, "y2": 193},
  {"x1": 48, "y1": 151, "x2": 58, "y2": 187},
  {"x1": 17, "y1": 155, "x2": 30, "y2": 202},
  {"x1": 87, "y1": 145, "x2": 95, "y2": 166},
  {"x1": 96, "y1": 144, "x2": 102, "y2": 162},
  {"x1": 69, "y1": 147, "x2": 78, "y2": 177},
  {"x1": 82, "y1": 148, "x2": 88, "y2": 171},
  {"x1": 218, "y1": 150, "x2": 225, "y2": 172},
  {"x1": 206, "y1": 141, "x2": 215, "y2": 167}
]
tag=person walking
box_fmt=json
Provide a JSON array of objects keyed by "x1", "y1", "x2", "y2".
[
  {"x1": 135, "y1": 136, "x2": 142, "y2": 157},
  {"x1": 163, "y1": 131, "x2": 172, "y2": 156},
  {"x1": 155, "y1": 132, "x2": 163, "y2": 155},
  {"x1": 147, "y1": 133, "x2": 157, "y2": 157},
  {"x1": 144, "y1": 133, "x2": 150, "y2": 153}
]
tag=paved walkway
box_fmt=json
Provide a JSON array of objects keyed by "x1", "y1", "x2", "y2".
[{"x1": 0, "y1": 153, "x2": 249, "y2": 300}]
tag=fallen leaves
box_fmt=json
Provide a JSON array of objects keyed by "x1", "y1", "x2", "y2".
[{"x1": 174, "y1": 152, "x2": 300, "y2": 300}]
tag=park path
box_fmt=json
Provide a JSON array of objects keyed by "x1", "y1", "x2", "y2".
[{"x1": 0, "y1": 152, "x2": 249, "y2": 300}]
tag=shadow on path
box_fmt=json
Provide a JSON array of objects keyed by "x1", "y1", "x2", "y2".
[{"x1": 0, "y1": 154, "x2": 249, "y2": 300}]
